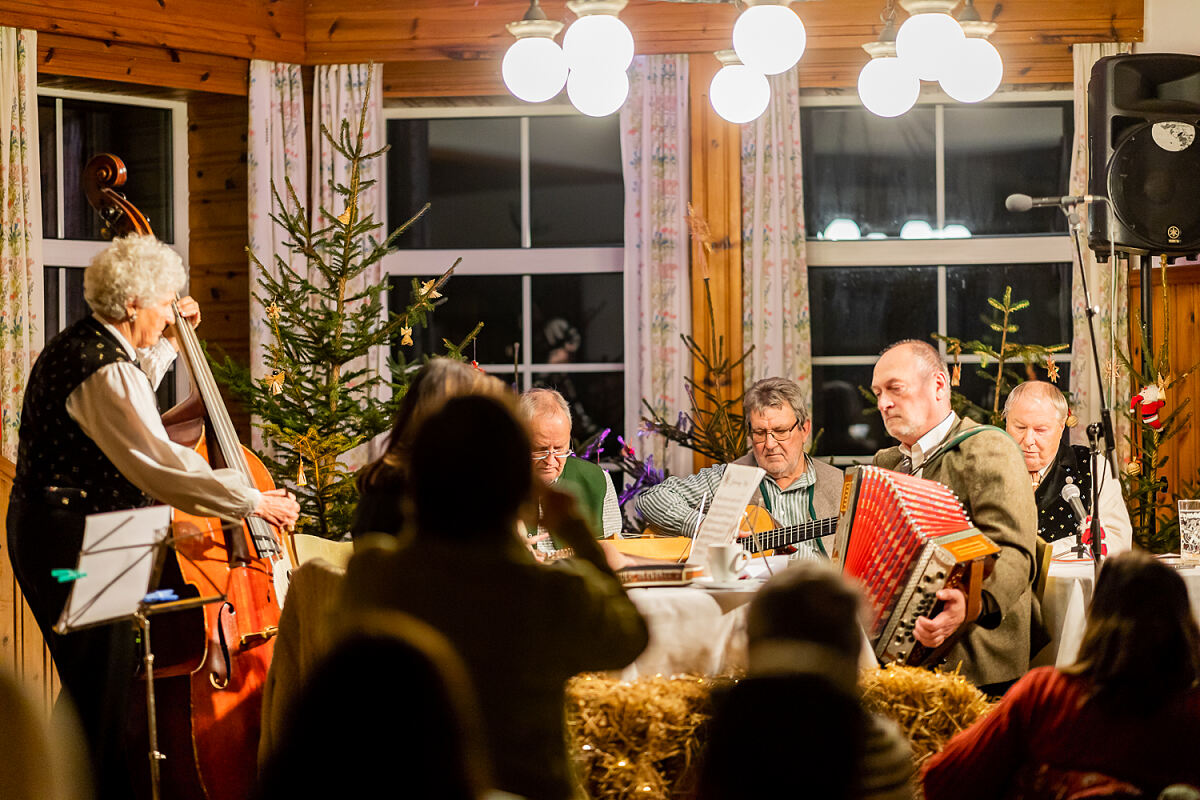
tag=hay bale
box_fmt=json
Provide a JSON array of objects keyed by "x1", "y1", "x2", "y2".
[
  {"x1": 860, "y1": 664, "x2": 995, "y2": 767},
  {"x1": 566, "y1": 674, "x2": 732, "y2": 800}
]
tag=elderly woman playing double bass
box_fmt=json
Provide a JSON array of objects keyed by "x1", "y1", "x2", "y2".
[{"x1": 5, "y1": 234, "x2": 299, "y2": 800}]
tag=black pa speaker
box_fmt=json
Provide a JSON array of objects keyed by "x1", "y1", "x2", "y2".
[{"x1": 1088, "y1": 53, "x2": 1200, "y2": 255}]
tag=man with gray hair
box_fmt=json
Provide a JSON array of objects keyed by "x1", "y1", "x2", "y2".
[
  {"x1": 520, "y1": 388, "x2": 622, "y2": 550},
  {"x1": 871, "y1": 339, "x2": 1039, "y2": 695},
  {"x1": 634, "y1": 377, "x2": 844, "y2": 558},
  {"x1": 1004, "y1": 380, "x2": 1131, "y2": 555}
]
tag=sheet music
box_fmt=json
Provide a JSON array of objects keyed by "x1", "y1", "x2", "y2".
[
  {"x1": 55, "y1": 506, "x2": 172, "y2": 633},
  {"x1": 693, "y1": 464, "x2": 767, "y2": 552}
]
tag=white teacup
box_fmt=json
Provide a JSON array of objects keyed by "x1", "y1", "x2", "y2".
[{"x1": 707, "y1": 543, "x2": 749, "y2": 582}]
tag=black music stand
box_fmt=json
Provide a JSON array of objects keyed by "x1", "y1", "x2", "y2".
[{"x1": 54, "y1": 507, "x2": 225, "y2": 800}]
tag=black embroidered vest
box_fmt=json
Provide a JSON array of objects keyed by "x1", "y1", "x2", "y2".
[
  {"x1": 14, "y1": 316, "x2": 154, "y2": 515},
  {"x1": 1034, "y1": 443, "x2": 1095, "y2": 543}
]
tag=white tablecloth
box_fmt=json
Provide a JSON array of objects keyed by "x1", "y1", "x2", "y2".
[{"x1": 1036, "y1": 559, "x2": 1200, "y2": 667}]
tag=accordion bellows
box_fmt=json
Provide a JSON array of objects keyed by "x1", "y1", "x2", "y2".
[{"x1": 831, "y1": 466, "x2": 1001, "y2": 667}]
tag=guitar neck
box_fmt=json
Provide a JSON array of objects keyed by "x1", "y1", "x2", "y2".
[{"x1": 741, "y1": 516, "x2": 838, "y2": 553}]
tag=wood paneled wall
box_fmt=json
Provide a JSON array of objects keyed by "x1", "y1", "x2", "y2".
[
  {"x1": 188, "y1": 94, "x2": 253, "y2": 436},
  {"x1": 0, "y1": 457, "x2": 60, "y2": 715},
  {"x1": 1129, "y1": 263, "x2": 1200, "y2": 514}
]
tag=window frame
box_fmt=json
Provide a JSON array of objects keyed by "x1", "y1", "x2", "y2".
[
  {"x1": 38, "y1": 87, "x2": 190, "y2": 396},
  {"x1": 381, "y1": 103, "x2": 628, "y2": 446},
  {"x1": 801, "y1": 88, "x2": 1076, "y2": 462}
]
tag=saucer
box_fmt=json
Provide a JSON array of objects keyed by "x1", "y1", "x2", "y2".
[{"x1": 697, "y1": 578, "x2": 755, "y2": 590}]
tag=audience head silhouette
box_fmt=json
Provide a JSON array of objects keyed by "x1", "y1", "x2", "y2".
[
  {"x1": 1066, "y1": 550, "x2": 1200, "y2": 713},
  {"x1": 410, "y1": 394, "x2": 533, "y2": 539}
]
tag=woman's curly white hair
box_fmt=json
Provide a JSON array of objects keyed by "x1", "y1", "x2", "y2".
[{"x1": 84, "y1": 234, "x2": 186, "y2": 320}]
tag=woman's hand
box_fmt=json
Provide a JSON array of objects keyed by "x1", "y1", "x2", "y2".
[
  {"x1": 163, "y1": 295, "x2": 201, "y2": 351},
  {"x1": 254, "y1": 488, "x2": 301, "y2": 529}
]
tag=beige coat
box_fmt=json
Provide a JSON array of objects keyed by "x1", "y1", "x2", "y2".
[{"x1": 874, "y1": 416, "x2": 1041, "y2": 687}]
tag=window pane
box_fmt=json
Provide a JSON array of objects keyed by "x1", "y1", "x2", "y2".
[
  {"x1": 387, "y1": 118, "x2": 521, "y2": 249},
  {"x1": 39, "y1": 98, "x2": 57, "y2": 239},
  {"x1": 60, "y1": 99, "x2": 173, "y2": 242},
  {"x1": 810, "y1": 266, "x2": 939, "y2": 357},
  {"x1": 944, "y1": 103, "x2": 1071, "y2": 236},
  {"x1": 530, "y1": 273, "x2": 622, "y2": 364},
  {"x1": 802, "y1": 106, "x2": 936, "y2": 239},
  {"x1": 388, "y1": 274, "x2": 520, "y2": 364},
  {"x1": 532, "y1": 370, "x2": 624, "y2": 444},
  {"x1": 945, "y1": 263, "x2": 1072, "y2": 351},
  {"x1": 529, "y1": 116, "x2": 623, "y2": 247},
  {"x1": 812, "y1": 364, "x2": 892, "y2": 457}
]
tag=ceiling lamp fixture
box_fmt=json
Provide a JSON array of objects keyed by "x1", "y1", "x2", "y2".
[
  {"x1": 858, "y1": 4, "x2": 920, "y2": 118},
  {"x1": 940, "y1": 0, "x2": 1003, "y2": 103},
  {"x1": 562, "y1": 0, "x2": 635, "y2": 73},
  {"x1": 567, "y1": 66, "x2": 631, "y2": 117},
  {"x1": 895, "y1": 0, "x2": 964, "y2": 82},
  {"x1": 709, "y1": 50, "x2": 771, "y2": 124},
  {"x1": 732, "y1": 0, "x2": 808, "y2": 77},
  {"x1": 502, "y1": 0, "x2": 569, "y2": 103}
]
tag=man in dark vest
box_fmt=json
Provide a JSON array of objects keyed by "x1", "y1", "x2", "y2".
[
  {"x1": 1004, "y1": 380, "x2": 1131, "y2": 556},
  {"x1": 520, "y1": 388, "x2": 622, "y2": 552},
  {"x1": 871, "y1": 340, "x2": 1040, "y2": 695},
  {"x1": 634, "y1": 377, "x2": 844, "y2": 559}
]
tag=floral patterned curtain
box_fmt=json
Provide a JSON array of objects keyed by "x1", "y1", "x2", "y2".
[
  {"x1": 1068, "y1": 42, "x2": 1132, "y2": 453},
  {"x1": 620, "y1": 55, "x2": 692, "y2": 479},
  {"x1": 741, "y1": 68, "x2": 811, "y2": 409},
  {"x1": 0, "y1": 28, "x2": 42, "y2": 461},
  {"x1": 247, "y1": 60, "x2": 306, "y2": 450},
  {"x1": 312, "y1": 63, "x2": 385, "y2": 464}
]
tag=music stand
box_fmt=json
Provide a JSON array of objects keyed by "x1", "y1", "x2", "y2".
[{"x1": 54, "y1": 506, "x2": 224, "y2": 800}]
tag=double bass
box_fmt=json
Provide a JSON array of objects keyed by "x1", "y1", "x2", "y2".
[{"x1": 84, "y1": 153, "x2": 293, "y2": 800}]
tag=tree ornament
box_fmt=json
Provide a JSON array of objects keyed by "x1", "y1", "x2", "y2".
[
  {"x1": 951, "y1": 363, "x2": 961, "y2": 387},
  {"x1": 400, "y1": 326, "x2": 414, "y2": 346},
  {"x1": 1130, "y1": 383, "x2": 1166, "y2": 430},
  {"x1": 1065, "y1": 411, "x2": 1078, "y2": 428},
  {"x1": 265, "y1": 299, "x2": 281, "y2": 321},
  {"x1": 266, "y1": 370, "x2": 286, "y2": 395},
  {"x1": 1124, "y1": 460, "x2": 1143, "y2": 477},
  {"x1": 419, "y1": 279, "x2": 443, "y2": 301},
  {"x1": 1045, "y1": 358, "x2": 1060, "y2": 383},
  {"x1": 296, "y1": 460, "x2": 307, "y2": 486},
  {"x1": 336, "y1": 204, "x2": 357, "y2": 225}
]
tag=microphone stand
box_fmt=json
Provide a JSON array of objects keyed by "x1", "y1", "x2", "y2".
[{"x1": 1065, "y1": 207, "x2": 1114, "y2": 582}]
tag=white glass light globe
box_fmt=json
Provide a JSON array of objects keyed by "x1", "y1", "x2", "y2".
[
  {"x1": 939, "y1": 37, "x2": 1003, "y2": 103},
  {"x1": 900, "y1": 219, "x2": 934, "y2": 239},
  {"x1": 562, "y1": 14, "x2": 635, "y2": 73},
  {"x1": 822, "y1": 218, "x2": 862, "y2": 240},
  {"x1": 896, "y1": 12, "x2": 964, "y2": 82},
  {"x1": 857, "y1": 57, "x2": 920, "y2": 118},
  {"x1": 732, "y1": 4, "x2": 807, "y2": 76},
  {"x1": 940, "y1": 223, "x2": 973, "y2": 238},
  {"x1": 567, "y1": 67, "x2": 630, "y2": 117},
  {"x1": 502, "y1": 38, "x2": 569, "y2": 103},
  {"x1": 709, "y1": 65, "x2": 771, "y2": 124}
]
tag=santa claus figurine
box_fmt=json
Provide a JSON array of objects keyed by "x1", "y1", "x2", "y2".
[{"x1": 1130, "y1": 383, "x2": 1166, "y2": 430}]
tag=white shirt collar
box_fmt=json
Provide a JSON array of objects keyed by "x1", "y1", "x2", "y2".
[
  {"x1": 899, "y1": 411, "x2": 957, "y2": 470},
  {"x1": 94, "y1": 313, "x2": 138, "y2": 361}
]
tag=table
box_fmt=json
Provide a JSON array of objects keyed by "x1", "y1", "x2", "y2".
[{"x1": 1035, "y1": 558, "x2": 1200, "y2": 667}]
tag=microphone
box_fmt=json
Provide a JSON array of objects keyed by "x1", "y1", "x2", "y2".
[
  {"x1": 1005, "y1": 193, "x2": 1104, "y2": 212},
  {"x1": 1061, "y1": 483, "x2": 1089, "y2": 524}
]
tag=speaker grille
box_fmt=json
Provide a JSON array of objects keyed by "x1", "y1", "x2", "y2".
[{"x1": 1108, "y1": 120, "x2": 1200, "y2": 252}]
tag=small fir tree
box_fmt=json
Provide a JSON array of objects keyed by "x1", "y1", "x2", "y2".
[{"x1": 212, "y1": 83, "x2": 478, "y2": 538}]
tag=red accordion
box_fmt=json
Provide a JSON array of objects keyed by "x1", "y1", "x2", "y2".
[{"x1": 831, "y1": 466, "x2": 1000, "y2": 667}]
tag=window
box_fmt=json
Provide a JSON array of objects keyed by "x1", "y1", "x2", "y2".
[
  {"x1": 803, "y1": 94, "x2": 1076, "y2": 462},
  {"x1": 39, "y1": 88, "x2": 189, "y2": 406},
  {"x1": 383, "y1": 106, "x2": 626, "y2": 446}
]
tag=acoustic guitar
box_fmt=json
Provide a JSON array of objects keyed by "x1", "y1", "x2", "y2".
[{"x1": 608, "y1": 505, "x2": 839, "y2": 562}]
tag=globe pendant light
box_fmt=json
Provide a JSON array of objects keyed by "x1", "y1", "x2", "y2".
[
  {"x1": 858, "y1": 13, "x2": 920, "y2": 118},
  {"x1": 563, "y1": 0, "x2": 635, "y2": 73},
  {"x1": 709, "y1": 50, "x2": 771, "y2": 124},
  {"x1": 732, "y1": 0, "x2": 807, "y2": 77},
  {"x1": 567, "y1": 66, "x2": 630, "y2": 117},
  {"x1": 896, "y1": 0, "x2": 964, "y2": 83},
  {"x1": 502, "y1": 0, "x2": 568, "y2": 103},
  {"x1": 940, "y1": 0, "x2": 1003, "y2": 103}
]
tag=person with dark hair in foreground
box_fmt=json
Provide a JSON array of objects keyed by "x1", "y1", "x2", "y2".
[
  {"x1": 698, "y1": 562, "x2": 913, "y2": 800},
  {"x1": 922, "y1": 551, "x2": 1200, "y2": 799},
  {"x1": 339, "y1": 394, "x2": 648, "y2": 800},
  {"x1": 256, "y1": 611, "x2": 495, "y2": 800}
]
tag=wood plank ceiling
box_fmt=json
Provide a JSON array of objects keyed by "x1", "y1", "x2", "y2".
[{"x1": 11, "y1": 0, "x2": 1143, "y2": 96}]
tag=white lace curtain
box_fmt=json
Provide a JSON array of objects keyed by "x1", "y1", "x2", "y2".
[
  {"x1": 0, "y1": 27, "x2": 43, "y2": 461},
  {"x1": 620, "y1": 54, "x2": 693, "y2": 479}
]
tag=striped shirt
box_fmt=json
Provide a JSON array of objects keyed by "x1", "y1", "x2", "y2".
[
  {"x1": 534, "y1": 468, "x2": 622, "y2": 553},
  {"x1": 633, "y1": 456, "x2": 824, "y2": 560}
]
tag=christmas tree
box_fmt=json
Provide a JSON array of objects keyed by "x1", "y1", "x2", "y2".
[{"x1": 212, "y1": 83, "x2": 477, "y2": 538}]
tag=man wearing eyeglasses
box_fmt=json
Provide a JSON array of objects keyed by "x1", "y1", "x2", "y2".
[
  {"x1": 520, "y1": 388, "x2": 622, "y2": 553},
  {"x1": 634, "y1": 377, "x2": 844, "y2": 558}
]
